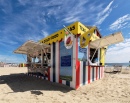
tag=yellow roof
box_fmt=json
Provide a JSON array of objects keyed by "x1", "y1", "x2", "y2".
[{"x1": 39, "y1": 21, "x2": 99, "y2": 44}]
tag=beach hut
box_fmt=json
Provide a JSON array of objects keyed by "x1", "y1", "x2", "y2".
[{"x1": 14, "y1": 21, "x2": 124, "y2": 89}]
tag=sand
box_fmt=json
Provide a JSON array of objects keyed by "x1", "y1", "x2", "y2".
[{"x1": 0, "y1": 67, "x2": 130, "y2": 103}]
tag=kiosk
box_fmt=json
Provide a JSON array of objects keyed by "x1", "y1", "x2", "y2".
[{"x1": 14, "y1": 21, "x2": 124, "y2": 89}]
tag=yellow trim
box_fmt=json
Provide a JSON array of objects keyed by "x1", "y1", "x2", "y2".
[
  {"x1": 77, "y1": 22, "x2": 89, "y2": 35},
  {"x1": 80, "y1": 27, "x2": 98, "y2": 48},
  {"x1": 39, "y1": 22, "x2": 91, "y2": 44},
  {"x1": 100, "y1": 48, "x2": 105, "y2": 66},
  {"x1": 90, "y1": 32, "x2": 100, "y2": 41}
]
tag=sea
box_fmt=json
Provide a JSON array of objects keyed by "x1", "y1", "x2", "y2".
[{"x1": 105, "y1": 63, "x2": 130, "y2": 67}]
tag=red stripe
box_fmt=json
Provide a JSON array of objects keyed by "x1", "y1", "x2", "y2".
[
  {"x1": 96, "y1": 67, "x2": 98, "y2": 80},
  {"x1": 48, "y1": 68, "x2": 50, "y2": 81},
  {"x1": 76, "y1": 37, "x2": 80, "y2": 89},
  {"x1": 76, "y1": 61, "x2": 80, "y2": 89},
  {"x1": 88, "y1": 66, "x2": 90, "y2": 83},
  {"x1": 59, "y1": 41, "x2": 62, "y2": 84},
  {"x1": 59, "y1": 79, "x2": 62, "y2": 84},
  {"x1": 102, "y1": 67, "x2": 103, "y2": 78}
]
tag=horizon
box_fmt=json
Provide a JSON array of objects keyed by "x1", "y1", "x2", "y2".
[{"x1": 0, "y1": 0, "x2": 130, "y2": 63}]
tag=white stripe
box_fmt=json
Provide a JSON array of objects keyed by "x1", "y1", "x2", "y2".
[
  {"x1": 50, "y1": 44, "x2": 53, "y2": 82},
  {"x1": 70, "y1": 81, "x2": 74, "y2": 88},
  {"x1": 97, "y1": 67, "x2": 99, "y2": 79},
  {"x1": 94, "y1": 67, "x2": 96, "y2": 81},
  {"x1": 62, "y1": 80, "x2": 66, "y2": 85},
  {"x1": 85, "y1": 66, "x2": 88, "y2": 84},
  {"x1": 55, "y1": 42, "x2": 59, "y2": 83},
  {"x1": 80, "y1": 61, "x2": 83, "y2": 86},
  {"x1": 98, "y1": 49, "x2": 100, "y2": 65},
  {"x1": 90, "y1": 66, "x2": 92, "y2": 83},
  {"x1": 71, "y1": 37, "x2": 76, "y2": 88}
]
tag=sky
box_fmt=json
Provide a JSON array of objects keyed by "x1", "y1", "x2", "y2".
[{"x1": 0, "y1": 0, "x2": 130, "y2": 63}]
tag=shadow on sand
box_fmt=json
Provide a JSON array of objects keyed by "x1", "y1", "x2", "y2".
[
  {"x1": 0, "y1": 73, "x2": 73, "y2": 93},
  {"x1": 105, "y1": 71, "x2": 121, "y2": 74}
]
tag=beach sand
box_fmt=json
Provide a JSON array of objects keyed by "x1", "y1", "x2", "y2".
[{"x1": 0, "y1": 67, "x2": 130, "y2": 103}]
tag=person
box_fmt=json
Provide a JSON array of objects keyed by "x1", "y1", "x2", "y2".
[
  {"x1": 37, "y1": 54, "x2": 41, "y2": 63},
  {"x1": 43, "y1": 70, "x2": 48, "y2": 77}
]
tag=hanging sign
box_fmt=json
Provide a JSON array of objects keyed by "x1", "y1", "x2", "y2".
[
  {"x1": 64, "y1": 28, "x2": 74, "y2": 49},
  {"x1": 80, "y1": 27, "x2": 96, "y2": 48}
]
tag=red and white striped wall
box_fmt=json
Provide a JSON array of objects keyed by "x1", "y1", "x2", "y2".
[
  {"x1": 78, "y1": 62, "x2": 104, "y2": 88},
  {"x1": 27, "y1": 37, "x2": 104, "y2": 89},
  {"x1": 48, "y1": 37, "x2": 77, "y2": 89}
]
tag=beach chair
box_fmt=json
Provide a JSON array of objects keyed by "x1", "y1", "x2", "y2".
[{"x1": 113, "y1": 65, "x2": 122, "y2": 73}]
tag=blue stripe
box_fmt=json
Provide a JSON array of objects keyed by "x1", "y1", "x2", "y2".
[
  {"x1": 66, "y1": 81, "x2": 70, "y2": 86},
  {"x1": 92, "y1": 67, "x2": 94, "y2": 81},
  {"x1": 53, "y1": 43, "x2": 56, "y2": 82},
  {"x1": 83, "y1": 61, "x2": 86, "y2": 85},
  {"x1": 99, "y1": 67, "x2": 100, "y2": 79}
]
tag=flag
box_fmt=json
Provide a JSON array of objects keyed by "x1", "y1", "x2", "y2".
[{"x1": 64, "y1": 28, "x2": 69, "y2": 36}]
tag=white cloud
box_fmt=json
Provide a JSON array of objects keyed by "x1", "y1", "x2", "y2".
[
  {"x1": 95, "y1": 1, "x2": 114, "y2": 25},
  {"x1": 63, "y1": 17, "x2": 79, "y2": 23},
  {"x1": 0, "y1": 0, "x2": 126, "y2": 63},
  {"x1": 41, "y1": 30, "x2": 49, "y2": 37},
  {"x1": 0, "y1": 0, "x2": 12, "y2": 14},
  {"x1": 113, "y1": 4, "x2": 118, "y2": 8},
  {"x1": 109, "y1": 14, "x2": 130, "y2": 30},
  {"x1": 62, "y1": 0, "x2": 89, "y2": 23},
  {"x1": 18, "y1": 0, "x2": 30, "y2": 5},
  {"x1": 106, "y1": 38, "x2": 130, "y2": 63}
]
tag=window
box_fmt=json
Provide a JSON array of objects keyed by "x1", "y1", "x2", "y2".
[{"x1": 89, "y1": 48, "x2": 100, "y2": 66}]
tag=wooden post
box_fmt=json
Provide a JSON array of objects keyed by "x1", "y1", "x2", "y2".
[{"x1": 41, "y1": 49, "x2": 43, "y2": 67}]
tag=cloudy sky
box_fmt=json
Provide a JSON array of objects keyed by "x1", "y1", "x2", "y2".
[{"x1": 0, "y1": 0, "x2": 130, "y2": 63}]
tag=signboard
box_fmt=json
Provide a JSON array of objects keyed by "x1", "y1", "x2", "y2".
[
  {"x1": 61, "y1": 55, "x2": 71, "y2": 66},
  {"x1": 60, "y1": 41, "x2": 73, "y2": 81},
  {"x1": 64, "y1": 34, "x2": 74, "y2": 49},
  {"x1": 78, "y1": 38, "x2": 88, "y2": 61},
  {"x1": 79, "y1": 46, "x2": 87, "y2": 53},
  {"x1": 80, "y1": 27, "x2": 96, "y2": 48}
]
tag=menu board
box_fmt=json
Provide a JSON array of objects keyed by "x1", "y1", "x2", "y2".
[
  {"x1": 61, "y1": 55, "x2": 71, "y2": 66},
  {"x1": 78, "y1": 38, "x2": 88, "y2": 61}
]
